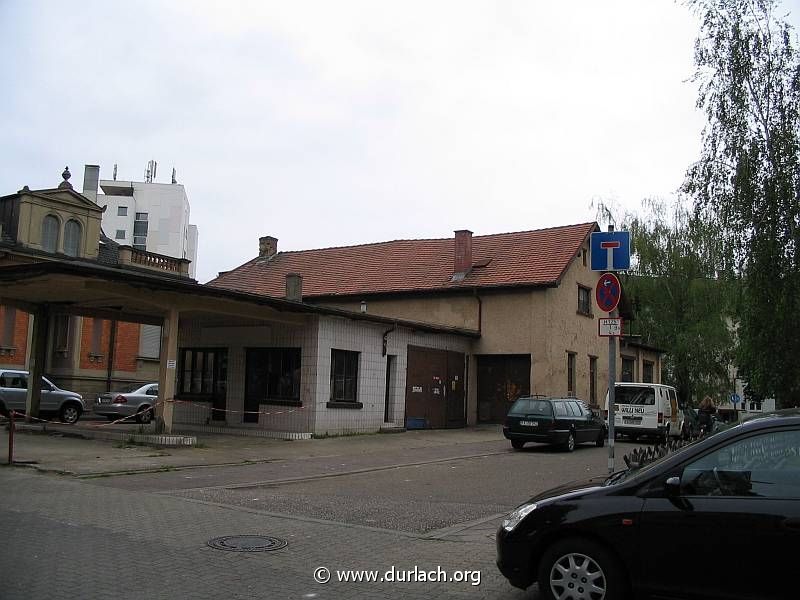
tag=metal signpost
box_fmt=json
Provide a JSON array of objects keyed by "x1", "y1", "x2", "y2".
[{"x1": 591, "y1": 227, "x2": 630, "y2": 474}]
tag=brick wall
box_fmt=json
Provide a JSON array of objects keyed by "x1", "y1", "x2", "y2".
[
  {"x1": 0, "y1": 306, "x2": 29, "y2": 368},
  {"x1": 78, "y1": 319, "x2": 140, "y2": 372}
]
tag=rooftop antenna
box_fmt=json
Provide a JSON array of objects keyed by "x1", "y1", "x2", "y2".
[
  {"x1": 171, "y1": 167, "x2": 177, "y2": 184},
  {"x1": 113, "y1": 163, "x2": 118, "y2": 181},
  {"x1": 145, "y1": 159, "x2": 157, "y2": 183}
]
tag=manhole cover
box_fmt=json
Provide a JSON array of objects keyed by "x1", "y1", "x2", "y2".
[{"x1": 207, "y1": 535, "x2": 288, "y2": 552}]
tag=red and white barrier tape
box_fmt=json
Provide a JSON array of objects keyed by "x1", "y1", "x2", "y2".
[{"x1": 2, "y1": 398, "x2": 307, "y2": 428}]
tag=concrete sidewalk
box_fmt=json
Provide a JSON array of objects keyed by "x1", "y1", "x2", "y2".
[{"x1": 0, "y1": 422, "x2": 506, "y2": 477}]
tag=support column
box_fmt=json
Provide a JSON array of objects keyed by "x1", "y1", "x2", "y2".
[
  {"x1": 156, "y1": 308, "x2": 179, "y2": 434},
  {"x1": 25, "y1": 305, "x2": 50, "y2": 421}
]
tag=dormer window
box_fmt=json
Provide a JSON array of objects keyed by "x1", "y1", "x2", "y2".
[
  {"x1": 64, "y1": 219, "x2": 82, "y2": 257},
  {"x1": 42, "y1": 215, "x2": 59, "y2": 253}
]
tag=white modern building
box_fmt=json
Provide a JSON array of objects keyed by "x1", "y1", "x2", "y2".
[{"x1": 82, "y1": 164, "x2": 199, "y2": 278}]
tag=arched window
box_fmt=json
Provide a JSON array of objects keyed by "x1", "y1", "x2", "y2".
[
  {"x1": 41, "y1": 215, "x2": 59, "y2": 253},
  {"x1": 64, "y1": 219, "x2": 82, "y2": 257}
]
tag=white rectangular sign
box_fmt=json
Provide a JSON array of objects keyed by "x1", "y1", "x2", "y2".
[{"x1": 598, "y1": 318, "x2": 623, "y2": 337}]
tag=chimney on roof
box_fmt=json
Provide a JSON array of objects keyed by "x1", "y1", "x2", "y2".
[
  {"x1": 453, "y1": 229, "x2": 473, "y2": 277},
  {"x1": 285, "y1": 273, "x2": 303, "y2": 302},
  {"x1": 259, "y1": 236, "x2": 278, "y2": 258},
  {"x1": 82, "y1": 165, "x2": 100, "y2": 203}
]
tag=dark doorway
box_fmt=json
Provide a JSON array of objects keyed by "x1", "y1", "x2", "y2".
[
  {"x1": 477, "y1": 354, "x2": 531, "y2": 423},
  {"x1": 178, "y1": 348, "x2": 228, "y2": 421},
  {"x1": 405, "y1": 346, "x2": 465, "y2": 428},
  {"x1": 384, "y1": 355, "x2": 396, "y2": 423},
  {"x1": 244, "y1": 348, "x2": 301, "y2": 423}
]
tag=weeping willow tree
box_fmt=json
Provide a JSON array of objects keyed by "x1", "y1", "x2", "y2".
[{"x1": 684, "y1": 0, "x2": 800, "y2": 407}]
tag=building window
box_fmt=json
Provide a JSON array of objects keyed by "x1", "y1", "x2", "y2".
[
  {"x1": 179, "y1": 348, "x2": 227, "y2": 396},
  {"x1": 577, "y1": 285, "x2": 592, "y2": 316},
  {"x1": 42, "y1": 215, "x2": 59, "y2": 253},
  {"x1": 139, "y1": 325, "x2": 161, "y2": 359},
  {"x1": 133, "y1": 213, "x2": 149, "y2": 250},
  {"x1": 330, "y1": 349, "x2": 359, "y2": 403},
  {"x1": 117, "y1": 206, "x2": 128, "y2": 216},
  {"x1": 643, "y1": 360, "x2": 654, "y2": 383},
  {"x1": 621, "y1": 357, "x2": 635, "y2": 382},
  {"x1": 54, "y1": 315, "x2": 71, "y2": 353},
  {"x1": 63, "y1": 219, "x2": 82, "y2": 257},
  {"x1": 91, "y1": 318, "x2": 104, "y2": 355},
  {"x1": 567, "y1": 352, "x2": 576, "y2": 397},
  {"x1": 115, "y1": 230, "x2": 126, "y2": 240},
  {"x1": 247, "y1": 348, "x2": 302, "y2": 402},
  {"x1": 582, "y1": 248, "x2": 588, "y2": 267},
  {"x1": 589, "y1": 356, "x2": 597, "y2": 406}
]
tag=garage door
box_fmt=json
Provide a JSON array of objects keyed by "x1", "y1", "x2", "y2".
[
  {"x1": 477, "y1": 354, "x2": 531, "y2": 423},
  {"x1": 405, "y1": 346, "x2": 465, "y2": 429}
]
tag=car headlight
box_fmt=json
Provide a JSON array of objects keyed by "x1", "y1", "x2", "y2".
[{"x1": 502, "y1": 503, "x2": 538, "y2": 532}]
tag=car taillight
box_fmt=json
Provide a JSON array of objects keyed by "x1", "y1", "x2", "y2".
[
  {"x1": 603, "y1": 410, "x2": 608, "y2": 420},
  {"x1": 115, "y1": 395, "x2": 128, "y2": 403},
  {"x1": 658, "y1": 412, "x2": 663, "y2": 424}
]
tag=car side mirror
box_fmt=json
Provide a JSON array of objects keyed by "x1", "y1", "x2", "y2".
[{"x1": 665, "y1": 476, "x2": 681, "y2": 495}]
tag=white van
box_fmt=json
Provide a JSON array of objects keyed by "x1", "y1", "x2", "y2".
[{"x1": 603, "y1": 382, "x2": 681, "y2": 442}]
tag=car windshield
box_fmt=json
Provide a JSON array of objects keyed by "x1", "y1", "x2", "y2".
[
  {"x1": 615, "y1": 386, "x2": 655, "y2": 405},
  {"x1": 509, "y1": 398, "x2": 553, "y2": 416},
  {"x1": 603, "y1": 433, "x2": 712, "y2": 486}
]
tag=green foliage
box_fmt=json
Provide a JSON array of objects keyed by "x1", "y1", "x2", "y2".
[
  {"x1": 605, "y1": 199, "x2": 736, "y2": 405},
  {"x1": 684, "y1": 0, "x2": 800, "y2": 407}
]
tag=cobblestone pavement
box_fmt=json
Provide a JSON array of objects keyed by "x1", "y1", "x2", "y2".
[
  {"x1": 0, "y1": 434, "x2": 639, "y2": 599},
  {"x1": 0, "y1": 469, "x2": 532, "y2": 599}
]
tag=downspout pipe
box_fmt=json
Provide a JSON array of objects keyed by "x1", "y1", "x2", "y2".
[{"x1": 382, "y1": 322, "x2": 397, "y2": 357}]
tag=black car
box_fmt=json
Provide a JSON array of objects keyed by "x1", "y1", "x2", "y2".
[
  {"x1": 503, "y1": 396, "x2": 606, "y2": 451},
  {"x1": 496, "y1": 409, "x2": 800, "y2": 600}
]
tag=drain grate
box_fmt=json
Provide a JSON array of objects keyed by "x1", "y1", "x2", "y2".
[{"x1": 207, "y1": 535, "x2": 288, "y2": 552}]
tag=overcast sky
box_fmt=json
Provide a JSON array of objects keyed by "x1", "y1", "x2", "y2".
[{"x1": 2, "y1": 1, "x2": 798, "y2": 283}]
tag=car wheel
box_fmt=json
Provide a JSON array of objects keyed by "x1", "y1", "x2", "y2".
[
  {"x1": 511, "y1": 439, "x2": 526, "y2": 450},
  {"x1": 538, "y1": 537, "x2": 628, "y2": 600},
  {"x1": 59, "y1": 403, "x2": 82, "y2": 425},
  {"x1": 135, "y1": 406, "x2": 154, "y2": 425},
  {"x1": 596, "y1": 430, "x2": 605, "y2": 447},
  {"x1": 564, "y1": 431, "x2": 576, "y2": 452}
]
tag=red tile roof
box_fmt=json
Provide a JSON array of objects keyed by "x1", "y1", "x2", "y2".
[{"x1": 209, "y1": 222, "x2": 598, "y2": 298}]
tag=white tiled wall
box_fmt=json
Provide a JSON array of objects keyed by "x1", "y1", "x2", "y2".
[
  {"x1": 177, "y1": 314, "x2": 472, "y2": 437},
  {"x1": 177, "y1": 317, "x2": 318, "y2": 433},
  {"x1": 314, "y1": 316, "x2": 472, "y2": 436}
]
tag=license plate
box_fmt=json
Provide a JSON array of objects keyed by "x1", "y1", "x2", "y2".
[
  {"x1": 623, "y1": 417, "x2": 640, "y2": 423},
  {"x1": 519, "y1": 420, "x2": 538, "y2": 427}
]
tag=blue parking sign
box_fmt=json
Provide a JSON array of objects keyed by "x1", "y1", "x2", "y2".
[{"x1": 591, "y1": 231, "x2": 631, "y2": 271}]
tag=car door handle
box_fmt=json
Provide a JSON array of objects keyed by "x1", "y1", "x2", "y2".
[{"x1": 782, "y1": 518, "x2": 800, "y2": 531}]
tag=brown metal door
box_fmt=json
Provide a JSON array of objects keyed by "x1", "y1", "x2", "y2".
[
  {"x1": 405, "y1": 346, "x2": 465, "y2": 429},
  {"x1": 477, "y1": 354, "x2": 531, "y2": 423},
  {"x1": 446, "y1": 351, "x2": 466, "y2": 427}
]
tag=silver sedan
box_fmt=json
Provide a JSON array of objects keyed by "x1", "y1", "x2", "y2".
[{"x1": 95, "y1": 382, "x2": 158, "y2": 424}]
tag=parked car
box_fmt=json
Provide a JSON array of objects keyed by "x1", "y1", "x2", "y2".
[
  {"x1": 0, "y1": 369, "x2": 85, "y2": 424},
  {"x1": 95, "y1": 382, "x2": 158, "y2": 424},
  {"x1": 503, "y1": 396, "x2": 606, "y2": 452},
  {"x1": 496, "y1": 409, "x2": 800, "y2": 600},
  {"x1": 603, "y1": 382, "x2": 681, "y2": 443}
]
